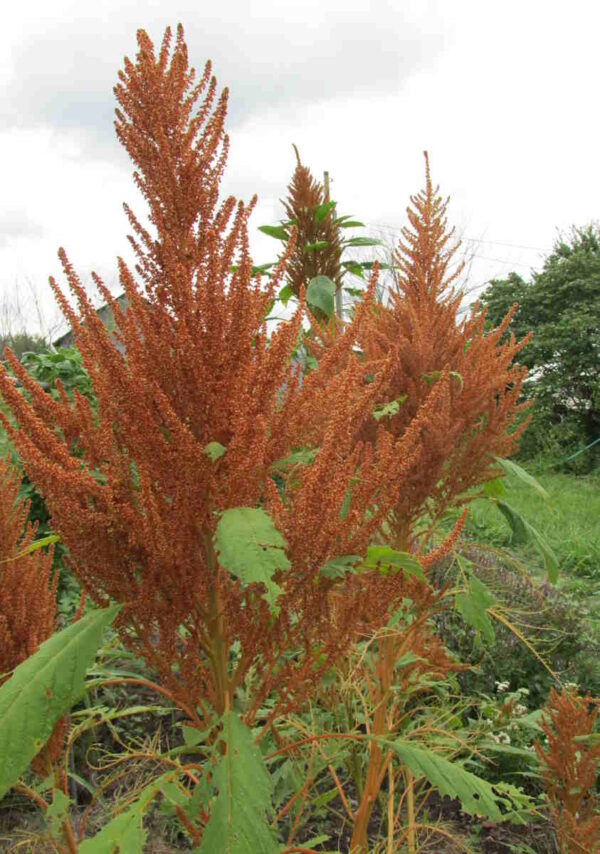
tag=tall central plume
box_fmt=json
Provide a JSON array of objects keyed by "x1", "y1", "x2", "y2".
[{"x1": 0, "y1": 26, "x2": 422, "y2": 723}]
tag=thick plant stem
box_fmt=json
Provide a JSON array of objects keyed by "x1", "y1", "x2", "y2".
[
  {"x1": 203, "y1": 529, "x2": 230, "y2": 718},
  {"x1": 350, "y1": 634, "x2": 396, "y2": 853}
]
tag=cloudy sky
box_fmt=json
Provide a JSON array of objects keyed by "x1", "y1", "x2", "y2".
[{"x1": 1, "y1": 0, "x2": 599, "y2": 337}]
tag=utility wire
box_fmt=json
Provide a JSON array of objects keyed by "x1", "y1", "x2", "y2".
[{"x1": 366, "y1": 221, "x2": 551, "y2": 254}]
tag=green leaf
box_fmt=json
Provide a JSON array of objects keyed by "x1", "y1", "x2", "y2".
[
  {"x1": 496, "y1": 501, "x2": 559, "y2": 583},
  {"x1": 306, "y1": 276, "x2": 336, "y2": 318},
  {"x1": 422, "y1": 370, "x2": 443, "y2": 386},
  {"x1": 0, "y1": 604, "x2": 120, "y2": 798},
  {"x1": 204, "y1": 442, "x2": 227, "y2": 463},
  {"x1": 270, "y1": 447, "x2": 318, "y2": 473},
  {"x1": 363, "y1": 546, "x2": 425, "y2": 581},
  {"x1": 373, "y1": 395, "x2": 407, "y2": 421},
  {"x1": 455, "y1": 575, "x2": 496, "y2": 644},
  {"x1": 182, "y1": 724, "x2": 213, "y2": 747},
  {"x1": 384, "y1": 739, "x2": 506, "y2": 821},
  {"x1": 214, "y1": 508, "x2": 289, "y2": 611},
  {"x1": 79, "y1": 772, "x2": 180, "y2": 853},
  {"x1": 313, "y1": 201, "x2": 336, "y2": 225},
  {"x1": 449, "y1": 370, "x2": 464, "y2": 391},
  {"x1": 45, "y1": 789, "x2": 71, "y2": 837},
  {"x1": 342, "y1": 261, "x2": 365, "y2": 278},
  {"x1": 483, "y1": 478, "x2": 507, "y2": 499},
  {"x1": 494, "y1": 457, "x2": 549, "y2": 500},
  {"x1": 196, "y1": 712, "x2": 277, "y2": 854},
  {"x1": 9, "y1": 533, "x2": 60, "y2": 561},
  {"x1": 277, "y1": 284, "x2": 295, "y2": 306},
  {"x1": 339, "y1": 220, "x2": 365, "y2": 228},
  {"x1": 251, "y1": 263, "x2": 274, "y2": 277},
  {"x1": 343, "y1": 236, "x2": 381, "y2": 247},
  {"x1": 258, "y1": 224, "x2": 288, "y2": 241},
  {"x1": 320, "y1": 554, "x2": 362, "y2": 580},
  {"x1": 305, "y1": 240, "x2": 329, "y2": 252}
]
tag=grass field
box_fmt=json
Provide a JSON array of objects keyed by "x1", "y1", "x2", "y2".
[{"x1": 466, "y1": 469, "x2": 600, "y2": 579}]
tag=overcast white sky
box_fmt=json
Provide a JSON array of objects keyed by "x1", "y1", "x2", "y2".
[{"x1": 1, "y1": 0, "x2": 599, "y2": 337}]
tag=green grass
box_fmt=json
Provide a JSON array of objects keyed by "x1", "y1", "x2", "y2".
[{"x1": 465, "y1": 469, "x2": 600, "y2": 580}]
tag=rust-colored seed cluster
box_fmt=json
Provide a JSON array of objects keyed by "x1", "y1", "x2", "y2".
[
  {"x1": 0, "y1": 459, "x2": 56, "y2": 682},
  {"x1": 311, "y1": 154, "x2": 531, "y2": 551},
  {"x1": 0, "y1": 26, "x2": 529, "y2": 727},
  {"x1": 281, "y1": 148, "x2": 343, "y2": 302},
  {"x1": 535, "y1": 689, "x2": 600, "y2": 852}
]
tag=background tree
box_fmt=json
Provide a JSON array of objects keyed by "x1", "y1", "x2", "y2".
[{"x1": 481, "y1": 225, "x2": 600, "y2": 466}]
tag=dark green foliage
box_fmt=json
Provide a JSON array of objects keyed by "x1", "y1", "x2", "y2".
[
  {"x1": 21, "y1": 347, "x2": 94, "y2": 400},
  {"x1": 481, "y1": 226, "x2": 600, "y2": 468},
  {"x1": 0, "y1": 333, "x2": 47, "y2": 363}
]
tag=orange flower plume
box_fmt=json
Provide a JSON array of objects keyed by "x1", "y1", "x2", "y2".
[
  {"x1": 0, "y1": 459, "x2": 56, "y2": 682},
  {"x1": 0, "y1": 26, "x2": 423, "y2": 725},
  {"x1": 312, "y1": 153, "x2": 531, "y2": 550},
  {"x1": 281, "y1": 146, "x2": 343, "y2": 303},
  {"x1": 535, "y1": 689, "x2": 600, "y2": 853}
]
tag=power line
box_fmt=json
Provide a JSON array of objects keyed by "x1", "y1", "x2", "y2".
[{"x1": 366, "y1": 221, "x2": 551, "y2": 254}]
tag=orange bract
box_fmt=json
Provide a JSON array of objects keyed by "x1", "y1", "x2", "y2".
[
  {"x1": 0, "y1": 459, "x2": 56, "y2": 683},
  {"x1": 535, "y1": 689, "x2": 600, "y2": 853}
]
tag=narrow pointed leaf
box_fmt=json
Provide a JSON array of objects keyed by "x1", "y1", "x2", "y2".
[
  {"x1": 313, "y1": 200, "x2": 336, "y2": 225},
  {"x1": 496, "y1": 500, "x2": 559, "y2": 582},
  {"x1": 258, "y1": 225, "x2": 288, "y2": 241},
  {"x1": 494, "y1": 457, "x2": 549, "y2": 500}
]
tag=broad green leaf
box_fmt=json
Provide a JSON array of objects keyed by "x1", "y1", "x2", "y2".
[
  {"x1": 494, "y1": 457, "x2": 549, "y2": 500},
  {"x1": 0, "y1": 604, "x2": 120, "y2": 798},
  {"x1": 182, "y1": 724, "x2": 212, "y2": 747},
  {"x1": 339, "y1": 220, "x2": 365, "y2": 228},
  {"x1": 196, "y1": 712, "x2": 277, "y2": 854},
  {"x1": 455, "y1": 575, "x2": 496, "y2": 644},
  {"x1": 484, "y1": 478, "x2": 507, "y2": 499},
  {"x1": 277, "y1": 284, "x2": 294, "y2": 305},
  {"x1": 79, "y1": 772, "x2": 180, "y2": 853},
  {"x1": 496, "y1": 501, "x2": 559, "y2": 583},
  {"x1": 258, "y1": 224, "x2": 288, "y2": 241},
  {"x1": 384, "y1": 739, "x2": 505, "y2": 821},
  {"x1": 214, "y1": 508, "x2": 289, "y2": 611},
  {"x1": 204, "y1": 442, "x2": 227, "y2": 463},
  {"x1": 306, "y1": 276, "x2": 336, "y2": 318},
  {"x1": 320, "y1": 554, "x2": 362, "y2": 580},
  {"x1": 270, "y1": 447, "x2": 318, "y2": 473},
  {"x1": 373, "y1": 395, "x2": 407, "y2": 422},
  {"x1": 313, "y1": 200, "x2": 336, "y2": 225},
  {"x1": 363, "y1": 546, "x2": 425, "y2": 581},
  {"x1": 305, "y1": 240, "x2": 329, "y2": 252}
]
